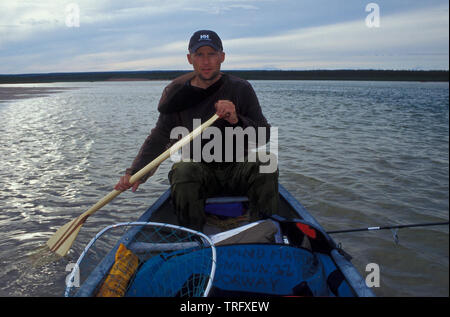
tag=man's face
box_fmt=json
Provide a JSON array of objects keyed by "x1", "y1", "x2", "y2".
[{"x1": 187, "y1": 46, "x2": 225, "y2": 82}]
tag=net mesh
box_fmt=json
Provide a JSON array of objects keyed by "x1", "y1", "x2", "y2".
[{"x1": 65, "y1": 222, "x2": 216, "y2": 297}]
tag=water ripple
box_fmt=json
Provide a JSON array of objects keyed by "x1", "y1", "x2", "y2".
[{"x1": 0, "y1": 81, "x2": 448, "y2": 296}]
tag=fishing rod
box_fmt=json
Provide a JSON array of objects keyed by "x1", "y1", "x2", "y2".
[{"x1": 327, "y1": 221, "x2": 449, "y2": 234}]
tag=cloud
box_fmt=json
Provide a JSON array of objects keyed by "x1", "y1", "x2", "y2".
[
  {"x1": 183, "y1": 2, "x2": 259, "y2": 14},
  {"x1": 0, "y1": 1, "x2": 448, "y2": 73},
  {"x1": 222, "y1": 4, "x2": 449, "y2": 69}
]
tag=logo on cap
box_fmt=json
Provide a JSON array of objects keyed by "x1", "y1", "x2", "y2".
[{"x1": 199, "y1": 34, "x2": 210, "y2": 41}]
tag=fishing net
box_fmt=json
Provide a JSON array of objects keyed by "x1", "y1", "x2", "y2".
[{"x1": 65, "y1": 222, "x2": 216, "y2": 297}]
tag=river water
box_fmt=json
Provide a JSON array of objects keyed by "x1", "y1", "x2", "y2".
[{"x1": 0, "y1": 79, "x2": 448, "y2": 297}]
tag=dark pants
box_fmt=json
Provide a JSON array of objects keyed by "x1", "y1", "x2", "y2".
[{"x1": 168, "y1": 159, "x2": 279, "y2": 231}]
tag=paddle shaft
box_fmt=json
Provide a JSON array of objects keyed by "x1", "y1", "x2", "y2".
[
  {"x1": 81, "y1": 114, "x2": 219, "y2": 218},
  {"x1": 327, "y1": 221, "x2": 449, "y2": 234},
  {"x1": 47, "y1": 114, "x2": 219, "y2": 255}
]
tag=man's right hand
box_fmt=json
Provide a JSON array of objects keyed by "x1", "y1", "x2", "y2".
[{"x1": 114, "y1": 174, "x2": 141, "y2": 192}]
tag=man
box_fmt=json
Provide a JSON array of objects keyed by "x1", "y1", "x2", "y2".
[{"x1": 115, "y1": 30, "x2": 278, "y2": 231}]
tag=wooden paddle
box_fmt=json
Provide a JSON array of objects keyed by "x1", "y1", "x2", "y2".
[{"x1": 46, "y1": 114, "x2": 219, "y2": 257}]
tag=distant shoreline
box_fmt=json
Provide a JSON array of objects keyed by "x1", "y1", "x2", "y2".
[{"x1": 0, "y1": 70, "x2": 448, "y2": 84}]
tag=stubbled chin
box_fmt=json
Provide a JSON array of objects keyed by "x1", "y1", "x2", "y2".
[{"x1": 198, "y1": 71, "x2": 220, "y2": 82}]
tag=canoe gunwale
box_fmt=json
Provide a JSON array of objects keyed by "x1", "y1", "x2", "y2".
[{"x1": 277, "y1": 184, "x2": 375, "y2": 297}]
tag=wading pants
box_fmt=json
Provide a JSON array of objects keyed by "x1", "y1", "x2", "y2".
[{"x1": 168, "y1": 160, "x2": 279, "y2": 231}]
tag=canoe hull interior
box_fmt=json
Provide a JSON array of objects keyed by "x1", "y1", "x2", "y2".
[{"x1": 71, "y1": 184, "x2": 375, "y2": 297}]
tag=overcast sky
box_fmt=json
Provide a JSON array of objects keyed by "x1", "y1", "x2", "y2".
[{"x1": 0, "y1": 0, "x2": 448, "y2": 74}]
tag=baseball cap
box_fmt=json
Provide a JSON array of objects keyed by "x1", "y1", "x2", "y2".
[{"x1": 188, "y1": 30, "x2": 223, "y2": 53}]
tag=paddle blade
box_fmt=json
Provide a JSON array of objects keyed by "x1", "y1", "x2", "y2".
[{"x1": 46, "y1": 217, "x2": 84, "y2": 257}]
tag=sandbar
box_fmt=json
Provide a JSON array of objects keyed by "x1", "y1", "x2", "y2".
[{"x1": 0, "y1": 87, "x2": 72, "y2": 103}]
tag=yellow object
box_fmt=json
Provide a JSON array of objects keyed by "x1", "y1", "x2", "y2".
[{"x1": 96, "y1": 243, "x2": 139, "y2": 297}]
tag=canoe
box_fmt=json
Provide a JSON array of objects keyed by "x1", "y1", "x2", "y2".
[{"x1": 66, "y1": 183, "x2": 375, "y2": 297}]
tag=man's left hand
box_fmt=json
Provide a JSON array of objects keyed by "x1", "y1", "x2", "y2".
[{"x1": 215, "y1": 100, "x2": 238, "y2": 124}]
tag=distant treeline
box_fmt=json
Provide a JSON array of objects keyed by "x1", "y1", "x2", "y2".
[{"x1": 0, "y1": 70, "x2": 448, "y2": 84}]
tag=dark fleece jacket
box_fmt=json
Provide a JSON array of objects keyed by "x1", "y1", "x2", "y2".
[{"x1": 126, "y1": 72, "x2": 271, "y2": 179}]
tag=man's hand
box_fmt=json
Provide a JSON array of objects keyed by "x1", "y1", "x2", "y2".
[
  {"x1": 114, "y1": 174, "x2": 141, "y2": 192},
  {"x1": 215, "y1": 100, "x2": 238, "y2": 124}
]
